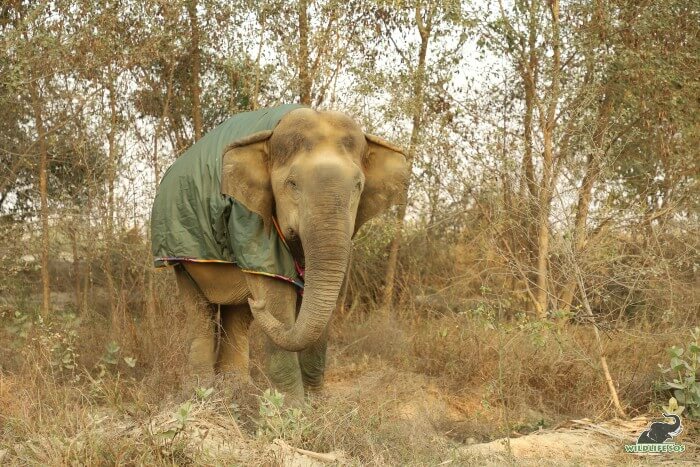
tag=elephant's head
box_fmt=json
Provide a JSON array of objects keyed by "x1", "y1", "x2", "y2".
[{"x1": 221, "y1": 108, "x2": 408, "y2": 351}]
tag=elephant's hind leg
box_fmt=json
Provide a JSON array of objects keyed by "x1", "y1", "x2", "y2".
[
  {"x1": 217, "y1": 304, "x2": 253, "y2": 378},
  {"x1": 175, "y1": 266, "x2": 217, "y2": 394}
]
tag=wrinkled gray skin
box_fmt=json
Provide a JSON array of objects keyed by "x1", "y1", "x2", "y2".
[{"x1": 174, "y1": 108, "x2": 408, "y2": 399}]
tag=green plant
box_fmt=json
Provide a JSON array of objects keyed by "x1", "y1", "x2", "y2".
[
  {"x1": 659, "y1": 327, "x2": 700, "y2": 419},
  {"x1": 102, "y1": 341, "x2": 121, "y2": 365},
  {"x1": 194, "y1": 387, "x2": 214, "y2": 401},
  {"x1": 101, "y1": 341, "x2": 136, "y2": 369},
  {"x1": 158, "y1": 401, "x2": 194, "y2": 442},
  {"x1": 256, "y1": 389, "x2": 310, "y2": 442},
  {"x1": 31, "y1": 312, "x2": 82, "y2": 380},
  {"x1": 4, "y1": 309, "x2": 33, "y2": 340}
]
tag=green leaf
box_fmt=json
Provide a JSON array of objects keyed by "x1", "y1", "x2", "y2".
[
  {"x1": 670, "y1": 357, "x2": 686, "y2": 371},
  {"x1": 664, "y1": 381, "x2": 686, "y2": 390},
  {"x1": 105, "y1": 341, "x2": 120, "y2": 354},
  {"x1": 157, "y1": 429, "x2": 178, "y2": 440},
  {"x1": 195, "y1": 387, "x2": 214, "y2": 400},
  {"x1": 123, "y1": 357, "x2": 137, "y2": 368},
  {"x1": 673, "y1": 390, "x2": 686, "y2": 404},
  {"x1": 103, "y1": 355, "x2": 118, "y2": 365},
  {"x1": 691, "y1": 384, "x2": 700, "y2": 399},
  {"x1": 176, "y1": 401, "x2": 192, "y2": 425}
]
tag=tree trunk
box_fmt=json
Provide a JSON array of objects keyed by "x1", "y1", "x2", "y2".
[
  {"x1": 298, "y1": 0, "x2": 311, "y2": 105},
  {"x1": 533, "y1": 0, "x2": 561, "y2": 317},
  {"x1": 187, "y1": 0, "x2": 203, "y2": 141},
  {"x1": 29, "y1": 85, "x2": 51, "y2": 317},
  {"x1": 514, "y1": 0, "x2": 540, "y2": 306},
  {"x1": 381, "y1": 4, "x2": 431, "y2": 308},
  {"x1": 534, "y1": 134, "x2": 553, "y2": 317},
  {"x1": 521, "y1": 0, "x2": 538, "y2": 203},
  {"x1": 83, "y1": 187, "x2": 93, "y2": 312},
  {"x1": 251, "y1": 8, "x2": 267, "y2": 110},
  {"x1": 70, "y1": 222, "x2": 81, "y2": 312},
  {"x1": 105, "y1": 80, "x2": 118, "y2": 320}
]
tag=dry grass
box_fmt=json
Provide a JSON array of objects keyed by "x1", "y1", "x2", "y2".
[
  {"x1": 0, "y1": 297, "x2": 696, "y2": 465},
  {"x1": 330, "y1": 305, "x2": 690, "y2": 443},
  {"x1": 1, "y1": 230, "x2": 698, "y2": 465}
]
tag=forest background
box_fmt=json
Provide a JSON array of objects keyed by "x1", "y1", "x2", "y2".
[{"x1": 0, "y1": 0, "x2": 698, "y2": 464}]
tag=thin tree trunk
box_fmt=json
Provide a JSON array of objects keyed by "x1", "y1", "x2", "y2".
[
  {"x1": 521, "y1": 0, "x2": 538, "y2": 202},
  {"x1": 187, "y1": 0, "x2": 203, "y2": 141},
  {"x1": 70, "y1": 222, "x2": 81, "y2": 312},
  {"x1": 298, "y1": 0, "x2": 311, "y2": 105},
  {"x1": 105, "y1": 80, "x2": 118, "y2": 321},
  {"x1": 534, "y1": 0, "x2": 561, "y2": 317},
  {"x1": 534, "y1": 139, "x2": 553, "y2": 317},
  {"x1": 83, "y1": 188, "x2": 93, "y2": 312},
  {"x1": 29, "y1": 84, "x2": 51, "y2": 317},
  {"x1": 516, "y1": 0, "x2": 540, "y2": 307},
  {"x1": 154, "y1": 61, "x2": 174, "y2": 184},
  {"x1": 381, "y1": 4, "x2": 431, "y2": 308},
  {"x1": 251, "y1": 9, "x2": 267, "y2": 110}
]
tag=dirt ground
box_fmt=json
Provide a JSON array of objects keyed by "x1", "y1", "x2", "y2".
[
  {"x1": 4, "y1": 345, "x2": 696, "y2": 466},
  {"x1": 1, "y1": 293, "x2": 697, "y2": 466},
  {"x1": 322, "y1": 355, "x2": 698, "y2": 466}
]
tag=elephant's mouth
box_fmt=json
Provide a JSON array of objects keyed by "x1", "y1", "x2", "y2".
[{"x1": 285, "y1": 230, "x2": 304, "y2": 266}]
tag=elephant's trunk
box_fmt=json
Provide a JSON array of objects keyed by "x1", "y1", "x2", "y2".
[{"x1": 251, "y1": 195, "x2": 351, "y2": 352}]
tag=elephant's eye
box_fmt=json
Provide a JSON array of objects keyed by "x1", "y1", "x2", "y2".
[
  {"x1": 287, "y1": 179, "x2": 299, "y2": 192},
  {"x1": 355, "y1": 180, "x2": 363, "y2": 192}
]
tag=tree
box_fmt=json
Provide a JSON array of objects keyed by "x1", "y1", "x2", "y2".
[{"x1": 378, "y1": 0, "x2": 466, "y2": 307}]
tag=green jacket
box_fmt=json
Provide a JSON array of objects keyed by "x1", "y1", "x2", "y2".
[{"x1": 150, "y1": 104, "x2": 305, "y2": 288}]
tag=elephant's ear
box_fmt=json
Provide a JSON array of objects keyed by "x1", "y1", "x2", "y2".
[
  {"x1": 222, "y1": 130, "x2": 274, "y2": 229},
  {"x1": 355, "y1": 134, "x2": 409, "y2": 235}
]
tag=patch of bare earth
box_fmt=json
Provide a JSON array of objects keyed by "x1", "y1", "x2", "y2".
[
  {"x1": 462, "y1": 418, "x2": 698, "y2": 465},
  {"x1": 324, "y1": 355, "x2": 700, "y2": 466}
]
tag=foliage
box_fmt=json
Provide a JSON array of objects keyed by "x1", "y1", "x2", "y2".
[
  {"x1": 256, "y1": 389, "x2": 311, "y2": 442},
  {"x1": 158, "y1": 401, "x2": 194, "y2": 442},
  {"x1": 660, "y1": 327, "x2": 700, "y2": 419}
]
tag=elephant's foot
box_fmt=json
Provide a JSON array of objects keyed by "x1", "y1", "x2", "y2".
[
  {"x1": 269, "y1": 374, "x2": 305, "y2": 405},
  {"x1": 267, "y1": 354, "x2": 304, "y2": 404},
  {"x1": 300, "y1": 365, "x2": 326, "y2": 395},
  {"x1": 299, "y1": 348, "x2": 327, "y2": 396},
  {"x1": 214, "y1": 371, "x2": 254, "y2": 400},
  {"x1": 302, "y1": 380, "x2": 325, "y2": 397},
  {"x1": 182, "y1": 330, "x2": 217, "y2": 399}
]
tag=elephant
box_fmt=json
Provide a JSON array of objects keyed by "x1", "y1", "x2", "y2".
[
  {"x1": 151, "y1": 106, "x2": 408, "y2": 400},
  {"x1": 637, "y1": 413, "x2": 682, "y2": 444}
]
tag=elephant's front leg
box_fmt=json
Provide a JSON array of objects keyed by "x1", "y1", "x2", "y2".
[
  {"x1": 299, "y1": 259, "x2": 349, "y2": 393},
  {"x1": 246, "y1": 274, "x2": 304, "y2": 401},
  {"x1": 298, "y1": 323, "x2": 328, "y2": 393}
]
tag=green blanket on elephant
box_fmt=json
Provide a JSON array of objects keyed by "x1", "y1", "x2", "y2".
[{"x1": 150, "y1": 104, "x2": 305, "y2": 288}]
